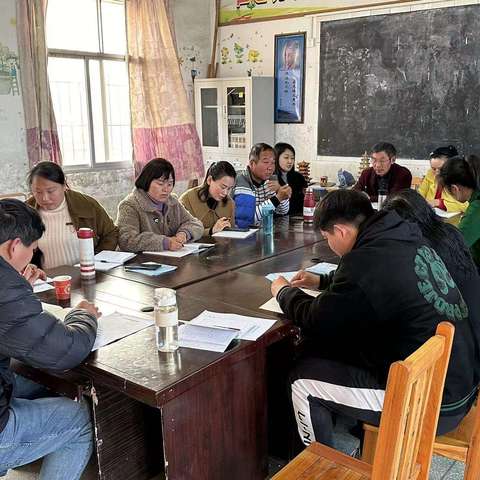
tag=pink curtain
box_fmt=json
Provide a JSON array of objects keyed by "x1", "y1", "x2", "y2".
[
  {"x1": 126, "y1": 0, "x2": 204, "y2": 180},
  {"x1": 16, "y1": 0, "x2": 62, "y2": 166}
]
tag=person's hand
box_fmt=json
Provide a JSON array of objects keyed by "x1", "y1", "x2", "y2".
[
  {"x1": 428, "y1": 199, "x2": 440, "y2": 208},
  {"x1": 276, "y1": 185, "x2": 292, "y2": 201},
  {"x1": 75, "y1": 300, "x2": 101, "y2": 319},
  {"x1": 266, "y1": 180, "x2": 281, "y2": 193},
  {"x1": 168, "y1": 237, "x2": 184, "y2": 251},
  {"x1": 212, "y1": 217, "x2": 231, "y2": 234},
  {"x1": 271, "y1": 276, "x2": 290, "y2": 297},
  {"x1": 22, "y1": 264, "x2": 47, "y2": 285},
  {"x1": 290, "y1": 270, "x2": 320, "y2": 289},
  {"x1": 175, "y1": 231, "x2": 187, "y2": 245}
]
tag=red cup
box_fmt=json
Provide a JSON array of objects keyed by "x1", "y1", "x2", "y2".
[{"x1": 53, "y1": 275, "x2": 72, "y2": 301}]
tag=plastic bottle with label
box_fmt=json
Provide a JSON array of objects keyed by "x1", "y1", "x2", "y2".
[
  {"x1": 303, "y1": 187, "x2": 315, "y2": 223},
  {"x1": 77, "y1": 228, "x2": 95, "y2": 279},
  {"x1": 154, "y1": 288, "x2": 179, "y2": 352}
]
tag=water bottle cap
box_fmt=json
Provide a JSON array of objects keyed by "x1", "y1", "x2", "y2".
[{"x1": 77, "y1": 228, "x2": 94, "y2": 239}]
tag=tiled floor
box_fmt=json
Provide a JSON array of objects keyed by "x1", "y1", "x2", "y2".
[{"x1": 3, "y1": 430, "x2": 467, "y2": 480}]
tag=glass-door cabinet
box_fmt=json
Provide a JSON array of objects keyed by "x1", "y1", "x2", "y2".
[{"x1": 194, "y1": 77, "x2": 273, "y2": 169}]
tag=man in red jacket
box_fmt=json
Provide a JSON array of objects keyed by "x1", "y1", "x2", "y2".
[{"x1": 353, "y1": 142, "x2": 412, "y2": 201}]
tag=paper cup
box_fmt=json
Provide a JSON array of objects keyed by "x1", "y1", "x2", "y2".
[{"x1": 53, "y1": 275, "x2": 72, "y2": 300}]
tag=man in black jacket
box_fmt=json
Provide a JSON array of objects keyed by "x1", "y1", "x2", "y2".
[
  {"x1": 0, "y1": 199, "x2": 99, "y2": 479},
  {"x1": 271, "y1": 190, "x2": 478, "y2": 449}
]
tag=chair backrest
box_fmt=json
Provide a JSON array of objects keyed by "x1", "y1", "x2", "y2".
[
  {"x1": 371, "y1": 322, "x2": 455, "y2": 480},
  {"x1": 0, "y1": 192, "x2": 27, "y2": 201}
]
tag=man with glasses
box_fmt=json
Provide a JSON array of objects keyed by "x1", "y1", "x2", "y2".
[{"x1": 353, "y1": 142, "x2": 412, "y2": 201}]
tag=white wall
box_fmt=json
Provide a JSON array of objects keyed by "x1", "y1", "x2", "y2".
[
  {"x1": 216, "y1": 0, "x2": 472, "y2": 181},
  {"x1": 173, "y1": 0, "x2": 215, "y2": 108},
  {"x1": 0, "y1": 0, "x2": 29, "y2": 194}
]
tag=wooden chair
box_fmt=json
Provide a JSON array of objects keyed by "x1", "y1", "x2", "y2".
[
  {"x1": 272, "y1": 322, "x2": 455, "y2": 480},
  {"x1": 363, "y1": 394, "x2": 480, "y2": 479},
  {"x1": 0, "y1": 192, "x2": 27, "y2": 201}
]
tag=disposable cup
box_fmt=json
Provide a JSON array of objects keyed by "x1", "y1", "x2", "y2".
[{"x1": 53, "y1": 275, "x2": 72, "y2": 301}]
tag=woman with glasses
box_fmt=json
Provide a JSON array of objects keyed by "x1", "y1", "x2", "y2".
[
  {"x1": 418, "y1": 145, "x2": 468, "y2": 213},
  {"x1": 179, "y1": 161, "x2": 237, "y2": 236},
  {"x1": 117, "y1": 158, "x2": 203, "y2": 252},
  {"x1": 353, "y1": 142, "x2": 412, "y2": 201}
]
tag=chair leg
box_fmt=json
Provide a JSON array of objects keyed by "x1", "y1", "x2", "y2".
[
  {"x1": 361, "y1": 428, "x2": 378, "y2": 464},
  {"x1": 464, "y1": 434, "x2": 480, "y2": 480}
]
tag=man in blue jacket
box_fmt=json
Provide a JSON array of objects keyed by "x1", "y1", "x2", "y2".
[
  {"x1": 271, "y1": 190, "x2": 479, "y2": 450},
  {"x1": 0, "y1": 199, "x2": 99, "y2": 480},
  {"x1": 233, "y1": 143, "x2": 291, "y2": 228}
]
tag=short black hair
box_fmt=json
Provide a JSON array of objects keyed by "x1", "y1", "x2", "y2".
[
  {"x1": 28, "y1": 161, "x2": 66, "y2": 186},
  {"x1": 135, "y1": 158, "x2": 175, "y2": 192},
  {"x1": 430, "y1": 145, "x2": 458, "y2": 160},
  {"x1": 314, "y1": 190, "x2": 375, "y2": 232},
  {"x1": 0, "y1": 199, "x2": 45, "y2": 246},
  {"x1": 249, "y1": 143, "x2": 274, "y2": 163},
  {"x1": 371, "y1": 142, "x2": 396, "y2": 159}
]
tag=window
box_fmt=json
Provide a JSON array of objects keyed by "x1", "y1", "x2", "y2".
[{"x1": 46, "y1": 0, "x2": 132, "y2": 169}]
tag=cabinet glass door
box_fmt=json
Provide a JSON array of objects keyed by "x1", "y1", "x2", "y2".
[
  {"x1": 200, "y1": 87, "x2": 220, "y2": 148},
  {"x1": 225, "y1": 86, "x2": 247, "y2": 151}
]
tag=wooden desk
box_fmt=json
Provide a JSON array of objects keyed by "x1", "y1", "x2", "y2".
[
  {"x1": 19, "y1": 270, "x2": 297, "y2": 480},
  {"x1": 103, "y1": 217, "x2": 323, "y2": 289}
]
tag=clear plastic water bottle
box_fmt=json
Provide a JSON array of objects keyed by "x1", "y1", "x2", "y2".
[{"x1": 154, "y1": 288, "x2": 179, "y2": 352}]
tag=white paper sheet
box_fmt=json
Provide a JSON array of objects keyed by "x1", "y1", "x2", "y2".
[
  {"x1": 95, "y1": 250, "x2": 136, "y2": 264},
  {"x1": 434, "y1": 208, "x2": 461, "y2": 219},
  {"x1": 305, "y1": 263, "x2": 338, "y2": 275},
  {"x1": 260, "y1": 289, "x2": 321, "y2": 314},
  {"x1": 265, "y1": 271, "x2": 298, "y2": 282},
  {"x1": 41, "y1": 302, "x2": 72, "y2": 320},
  {"x1": 33, "y1": 277, "x2": 54, "y2": 293},
  {"x1": 92, "y1": 312, "x2": 154, "y2": 351},
  {"x1": 189, "y1": 310, "x2": 275, "y2": 341},
  {"x1": 143, "y1": 243, "x2": 215, "y2": 258},
  {"x1": 178, "y1": 323, "x2": 237, "y2": 352},
  {"x1": 212, "y1": 229, "x2": 258, "y2": 239}
]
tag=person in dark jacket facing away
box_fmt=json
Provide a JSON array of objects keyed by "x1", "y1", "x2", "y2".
[
  {"x1": 0, "y1": 199, "x2": 99, "y2": 480},
  {"x1": 274, "y1": 142, "x2": 308, "y2": 215},
  {"x1": 271, "y1": 190, "x2": 476, "y2": 450}
]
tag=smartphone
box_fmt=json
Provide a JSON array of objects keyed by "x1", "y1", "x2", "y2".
[
  {"x1": 124, "y1": 264, "x2": 160, "y2": 271},
  {"x1": 223, "y1": 227, "x2": 250, "y2": 232}
]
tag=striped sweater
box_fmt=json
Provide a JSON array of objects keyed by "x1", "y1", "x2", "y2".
[{"x1": 232, "y1": 168, "x2": 289, "y2": 228}]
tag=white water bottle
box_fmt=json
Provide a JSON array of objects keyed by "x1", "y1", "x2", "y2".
[
  {"x1": 154, "y1": 288, "x2": 179, "y2": 352},
  {"x1": 77, "y1": 228, "x2": 95, "y2": 279}
]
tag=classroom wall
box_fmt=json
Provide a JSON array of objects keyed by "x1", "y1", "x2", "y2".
[
  {"x1": 216, "y1": 0, "x2": 471, "y2": 181},
  {"x1": 0, "y1": 0, "x2": 29, "y2": 195},
  {"x1": 0, "y1": 0, "x2": 214, "y2": 215},
  {"x1": 173, "y1": 0, "x2": 215, "y2": 107}
]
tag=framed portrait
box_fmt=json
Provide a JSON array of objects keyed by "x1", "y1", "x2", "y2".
[{"x1": 274, "y1": 32, "x2": 306, "y2": 124}]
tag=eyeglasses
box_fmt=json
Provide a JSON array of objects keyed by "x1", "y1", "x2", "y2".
[{"x1": 371, "y1": 159, "x2": 391, "y2": 166}]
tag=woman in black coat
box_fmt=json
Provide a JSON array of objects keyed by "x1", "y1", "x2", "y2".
[{"x1": 274, "y1": 142, "x2": 308, "y2": 215}]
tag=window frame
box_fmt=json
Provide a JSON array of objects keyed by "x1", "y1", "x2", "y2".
[{"x1": 47, "y1": 0, "x2": 132, "y2": 173}]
